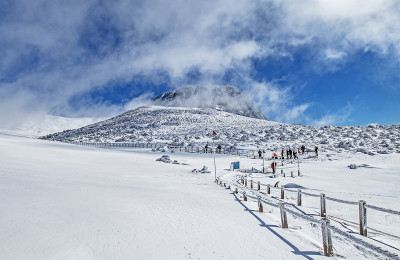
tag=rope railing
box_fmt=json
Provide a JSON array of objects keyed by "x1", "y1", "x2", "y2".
[
  {"x1": 218, "y1": 177, "x2": 399, "y2": 259},
  {"x1": 242, "y1": 175, "x2": 400, "y2": 216},
  {"x1": 68, "y1": 141, "x2": 309, "y2": 161},
  {"x1": 70, "y1": 141, "x2": 247, "y2": 156}
]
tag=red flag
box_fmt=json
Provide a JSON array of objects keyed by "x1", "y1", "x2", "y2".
[
  {"x1": 212, "y1": 131, "x2": 217, "y2": 135},
  {"x1": 280, "y1": 138, "x2": 282, "y2": 140},
  {"x1": 298, "y1": 150, "x2": 302, "y2": 154},
  {"x1": 273, "y1": 153, "x2": 277, "y2": 157},
  {"x1": 262, "y1": 150, "x2": 266, "y2": 153}
]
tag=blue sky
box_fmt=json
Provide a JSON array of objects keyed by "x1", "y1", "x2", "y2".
[{"x1": 1, "y1": 0, "x2": 400, "y2": 126}]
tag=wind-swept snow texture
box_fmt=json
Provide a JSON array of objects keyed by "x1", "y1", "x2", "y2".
[
  {"x1": 40, "y1": 106, "x2": 400, "y2": 156},
  {"x1": 1, "y1": 133, "x2": 400, "y2": 259},
  {"x1": 0, "y1": 133, "x2": 318, "y2": 259},
  {"x1": 152, "y1": 85, "x2": 267, "y2": 120}
]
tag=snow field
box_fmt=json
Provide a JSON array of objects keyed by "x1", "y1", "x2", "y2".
[{"x1": 1, "y1": 133, "x2": 328, "y2": 259}]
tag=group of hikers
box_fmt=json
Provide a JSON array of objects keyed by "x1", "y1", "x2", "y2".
[
  {"x1": 258, "y1": 145, "x2": 318, "y2": 160},
  {"x1": 204, "y1": 144, "x2": 222, "y2": 153},
  {"x1": 204, "y1": 143, "x2": 319, "y2": 161},
  {"x1": 257, "y1": 145, "x2": 319, "y2": 174}
]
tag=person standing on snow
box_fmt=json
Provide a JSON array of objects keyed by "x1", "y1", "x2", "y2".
[
  {"x1": 258, "y1": 149, "x2": 262, "y2": 159},
  {"x1": 315, "y1": 146, "x2": 318, "y2": 157},
  {"x1": 271, "y1": 161, "x2": 276, "y2": 174}
]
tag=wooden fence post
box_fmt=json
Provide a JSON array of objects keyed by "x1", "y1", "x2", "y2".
[
  {"x1": 280, "y1": 203, "x2": 288, "y2": 228},
  {"x1": 243, "y1": 192, "x2": 247, "y2": 201},
  {"x1": 281, "y1": 169, "x2": 283, "y2": 175},
  {"x1": 245, "y1": 178, "x2": 247, "y2": 187},
  {"x1": 241, "y1": 177, "x2": 244, "y2": 185},
  {"x1": 257, "y1": 181, "x2": 260, "y2": 191},
  {"x1": 283, "y1": 171, "x2": 285, "y2": 177},
  {"x1": 297, "y1": 189, "x2": 302, "y2": 206},
  {"x1": 359, "y1": 200, "x2": 367, "y2": 236},
  {"x1": 291, "y1": 171, "x2": 294, "y2": 178},
  {"x1": 320, "y1": 193, "x2": 327, "y2": 217},
  {"x1": 258, "y1": 197, "x2": 263, "y2": 213},
  {"x1": 250, "y1": 180, "x2": 253, "y2": 189},
  {"x1": 281, "y1": 187, "x2": 285, "y2": 199},
  {"x1": 267, "y1": 184, "x2": 270, "y2": 194},
  {"x1": 321, "y1": 218, "x2": 333, "y2": 256}
]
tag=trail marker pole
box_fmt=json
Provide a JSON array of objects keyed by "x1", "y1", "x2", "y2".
[
  {"x1": 297, "y1": 189, "x2": 302, "y2": 206},
  {"x1": 320, "y1": 193, "x2": 327, "y2": 218},
  {"x1": 243, "y1": 192, "x2": 247, "y2": 201},
  {"x1": 257, "y1": 181, "x2": 260, "y2": 191},
  {"x1": 267, "y1": 184, "x2": 270, "y2": 194},
  {"x1": 280, "y1": 203, "x2": 288, "y2": 228},
  {"x1": 281, "y1": 187, "x2": 285, "y2": 199},
  {"x1": 321, "y1": 218, "x2": 333, "y2": 256},
  {"x1": 297, "y1": 155, "x2": 301, "y2": 176},
  {"x1": 213, "y1": 135, "x2": 216, "y2": 182},
  {"x1": 359, "y1": 200, "x2": 367, "y2": 236},
  {"x1": 263, "y1": 151, "x2": 265, "y2": 173},
  {"x1": 258, "y1": 197, "x2": 263, "y2": 213},
  {"x1": 250, "y1": 180, "x2": 253, "y2": 189}
]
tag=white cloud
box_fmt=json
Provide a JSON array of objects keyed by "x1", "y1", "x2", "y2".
[
  {"x1": 0, "y1": 0, "x2": 399, "y2": 126},
  {"x1": 313, "y1": 103, "x2": 353, "y2": 126},
  {"x1": 281, "y1": 104, "x2": 311, "y2": 123},
  {"x1": 243, "y1": 80, "x2": 311, "y2": 123},
  {"x1": 124, "y1": 92, "x2": 154, "y2": 111},
  {"x1": 325, "y1": 49, "x2": 346, "y2": 60}
]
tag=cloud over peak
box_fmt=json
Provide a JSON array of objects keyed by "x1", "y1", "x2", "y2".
[{"x1": 1, "y1": 0, "x2": 400, "y2": 126}]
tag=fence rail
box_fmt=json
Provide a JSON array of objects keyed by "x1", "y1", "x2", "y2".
[
  {"x1": 69, "y1": 141, "x2": 258, "y2": 157},
  {"x1": 253, "y1": 176, "x2": 400, "y2": 216},
  {"x1": 217, "y1": 176, "x2": 399, "y2": 259}
]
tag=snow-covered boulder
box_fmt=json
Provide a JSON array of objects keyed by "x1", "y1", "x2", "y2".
[{"x1": 156, "y1": 155, "x2": 171, "y2": 163}]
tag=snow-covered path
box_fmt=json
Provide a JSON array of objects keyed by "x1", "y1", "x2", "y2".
[{"x1": 0, "y1": 133, "x2": 330, "y2": 259}]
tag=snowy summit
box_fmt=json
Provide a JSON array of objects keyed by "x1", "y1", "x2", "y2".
[{"x1": 152, "y1": 85, "x2": 267, "y2": 120}]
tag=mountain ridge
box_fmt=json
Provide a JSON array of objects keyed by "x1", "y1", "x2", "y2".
[{"x1": 40, "y1": 105, "x2": 400, "y2": 155}]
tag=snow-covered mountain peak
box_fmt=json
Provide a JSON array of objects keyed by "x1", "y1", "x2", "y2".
[
  {"x1": 152, "y1": 85, "x2": 266, "y2": 120},
  {"x1": 40, "y1": 105, "x2": 400, "y2": 156}
]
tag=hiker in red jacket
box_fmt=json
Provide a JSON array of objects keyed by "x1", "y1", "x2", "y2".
[{"x1": 271, "y1": 162, "x2": 276, "y2": 174}]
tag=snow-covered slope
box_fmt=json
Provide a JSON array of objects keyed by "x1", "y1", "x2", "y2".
[
  {"x1": 40, "y1": 106, "x2": 400, "y2": 156},
  {"x1": 152, "y1": 85, "x2": 267, "y2": 119},
  {"x1": 0, "y1": 115, "x2": 105, "y2": 137},
  {"x1": 1, "y1": 133, "x2": 399, "y2": 259},
  {"x1": 40, "y1": 106, "x2": 278, "y2": 143}
]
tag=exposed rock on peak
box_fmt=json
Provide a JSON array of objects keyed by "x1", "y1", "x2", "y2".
[{"x1": 152, "y1": 85, "x2": 267, "y2": 120}]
